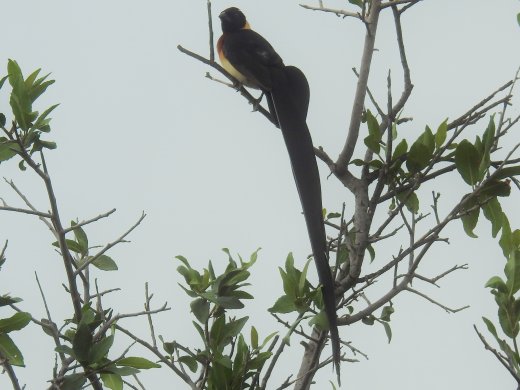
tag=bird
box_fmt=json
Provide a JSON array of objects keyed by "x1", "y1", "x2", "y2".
[{"x1": 217, "y1": 7, "x2": 341, "y2": 381}]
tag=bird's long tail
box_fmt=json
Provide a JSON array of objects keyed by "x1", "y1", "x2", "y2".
[{"x1": 269, "y1": 66, "x2": 341, "y2": 382}]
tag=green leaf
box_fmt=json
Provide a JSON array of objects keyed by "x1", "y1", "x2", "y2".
[
  {"x1": 191, "y1": 297, "x2": 210, "y2": 323},
  {"x1": 309, "y1": 311, "x2": 328, "y2": 332},
  {"x1": 348, "y1": 0, "x2": 363, "y2": 7},
  {"x1": 178, "y1": 355, "x2": 198, "y2": 372},
  {"x1": 71, "y1": 221, "x2": 88, "y2": 255},
  {"x1": 0, "y1": 75, "x2": 8, "y2": 91},
  {"x1": 326, "y1": 212, "x2": 341, "y2": 220},
  {"x1": 479, "y1": 116, "x2": 495, "y2": 178},
  {"x1": 249, "y1": 351, "x2": 272, "y2": 370},
  {"x1": 60, "y1": 373, "x2": 86, "y2": 390},
  {"x1": 461, "y1": 206, "x2": 479, "y2": 238},
  {"x1": 419, "y1": 126, "x2": 435, "y2": 156},
  {"x1": 455, "y1": 140, "x2": 481, "y2": 185},
  {"x1": 0, "y1": 113, "x2": 5, "y2": 128},
  {"x1": 500, "y1": 215, "x2": 514, "y2": 258},
  {"x1": 362, "y1": 315, "x2": 376, "y2": 326},
  {"x1": 0, "y1": 312, "x2": 31, "y2": 333},
  {"x1": 72, "y1": 323, "x2": 92, "y2": 363},
  {"x1": 31, "y1": 103, "x2": 59, "y2": 132},
  {"x1": 482, "y1": 317, "x2": 498, "y2": 338},
  {"x1": 364, "y1": 110, "x2": 381, "y2": 154},
  {"x1": 482, "y1": 198, "x2": 503, "y2": 238},
  {"x1": 485, "y1": 276, "x2": 508, "y2": 293},
  {"x1": 251, "y1": 326, "x2": 259, "y2": 349},
  {"x1": 381, "y1": 321, "x2": 392, "y2": 343},
  {"x1": 505, "y1": 250, "x2": 520, "y2": 295},
  {"x1": 298, "y1": 259, "x2": 311, "y2": 296},
  {"x1": 100, "y1": 373, "x2": 123, "y2": 390},
  {"x1": 52, "y1": 239, "x2": 84, "y2": 254},
  {"x1": 117, "y1": 356, "x2": 161, "y2": 369},
  {"x1": 232, "y1": 335, "x2": 248, "y2": 387},
  {"x1": 396, "y1": 191, "x2": 419, "y2": 214},
  {"x1": 89, "y1": 334, "x2": 114, "y2": 364},
  {"x1": 0, "y1": 333, "x2": 24, "y2": 366},
  {"x1": 0, "y1": 295, "x2": 22, "y2": 307},
  {"x1": 380, "y1": 305, "x2": 394, "y2": 322},
  {"x1": 393, "y1": 139, "x2": 408, "y2": 160},
  {"x1": 498, "y1": 303, "x2": 517, "y2": 338},
  {"x1": 269, "y1": 295, "x2": 297, "y2": 314},
  {"x1": 224, "y1": 316, "x2": 248, "y2": 340},
  {"x1": 435, "y1": 119, "x2": 448, "y2": 149},
  {"x1": 0, "y1": 141, "x2": 21, "y2": 162},
  {"x1": 91, "y1": 255, "x2": 118, "y2": 271},
  {"x1": 517, "y1": 12, "x2": 520, "y2": 26},
  {"x1": 55, "y1": 345, "x2": 74, "y2": 356},
  {"x1": 406, "y1": 141, "x2": 430, "y2": 172},
  {"x1": 108, "y1": 366, "x2": 140, "y2": 376}
]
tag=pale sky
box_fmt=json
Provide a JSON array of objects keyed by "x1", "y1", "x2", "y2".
[{"x1": 1, "y1": 1, "x2": 520, "y2": 389}]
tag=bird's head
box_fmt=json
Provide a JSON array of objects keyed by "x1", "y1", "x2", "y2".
[{"x1": 219, "y1": 7, "x2": 250, "y2": 33}]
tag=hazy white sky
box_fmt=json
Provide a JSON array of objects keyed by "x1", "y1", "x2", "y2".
[{"x1": 1, "y1": 1, "x2": 520, "y2": 389}]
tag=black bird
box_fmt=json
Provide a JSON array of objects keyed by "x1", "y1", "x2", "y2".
[{"x1": 217, "y1": 7, "x2": 341, "y2": 380}]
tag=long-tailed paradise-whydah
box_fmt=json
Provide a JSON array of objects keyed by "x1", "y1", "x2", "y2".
[{"x1": 217, "y1": 7, "x2": 341, "y2": 381}]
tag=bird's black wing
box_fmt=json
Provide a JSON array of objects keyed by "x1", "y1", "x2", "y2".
[{"x1": 222, "y1": 29, "x2": 284, "y2": 90}]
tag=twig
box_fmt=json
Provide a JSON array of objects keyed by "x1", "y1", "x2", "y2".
[
  {"x1": 144, "y1": 283, "x2": 158, "y2": 349},
  {"x1": 115, "y1": 325, "x2": 198, "y2": 389},
  {"x1": 406, "y1": 288, "x2": 469, "y2": 313},
  {"x1": 4, "y1": 178, "x2": 55, "y2": 235},
  {"x1": 336, "y1": 0, "x2": 383, "y2": 169},
  {"x1": 380, "y1": 0, "x2": 423, "y2": 9},
  {"x1": 74, "y1": 212, "x2": 146, "y2": 275},
  {"x1": 411, "y1": 264, "x2": 468, "y2": 287},
  {"x1": 0, "y1": 205, "x2": 51, "y2": 218},
  {"x1": 62, "y1": 209, "x2": 116, "y2": 233},
  {"x1": 177, "y1": 45, "x2": 276, "y2": 126},
  {"x1": 474, "y1": 325, "x2": 520, "y2": 383},
  {"x1": 207, "y1": 0, "x2": 215, "y2": 62},
  {"x1": 299, "y1": 4, "x2": 361, "y2": 19},
  {"x1": 35, "y1": 272, "x2": 66, "y2": 363},
  {"x1": 95, "y1": 303, "x2": 170, "y2": 340}
]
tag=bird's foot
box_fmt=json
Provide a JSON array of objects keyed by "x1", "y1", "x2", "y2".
[{"x1": 251, "y1": 92, "x2": 265, "y2": 112}]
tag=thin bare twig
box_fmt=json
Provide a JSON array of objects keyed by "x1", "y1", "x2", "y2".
[
  {"x1": 406, "y1": 287, "x2": 469, "y2": 313},
  {"x1": 62, "y1": 209, "x2": 116, "y2": 233},
  {"x1": 35, "y1": 272, "x2": 66, "y2": 363},
  {"x1": 74, "y1": 212, "x2": 146, "y2": 275},
  {"x1": 474, "y1": 325, "x2": 520, "y2": 383},
  {"x1": 299, "y1": 4, "x2": 361, "y2": 19}
]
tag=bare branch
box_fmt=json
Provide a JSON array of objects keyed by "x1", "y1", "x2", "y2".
[
  {"x1": 299, "y1": 4, "x2": 361, "y2": 19},
  {"x1": 0, "y1": 204, "x2": 51, "y2": 218},
  {"x1": 74, "y1": 212, "x2": 146, "y2": 275},
  {"x1": 336, "y1": 0, "x2": 383, "y2": 169},
  {"x1": 177, "y1": 45, "x2": 277, "y2": 126},
  {"x1": 474, "y1": 325, "x2": 520, "y2": 384},
  {"x1": 62, "y1": 208, "x2": 116, "y2": 233},
  {"x1": 380, "y1": 0, "x2": 423, "y2": 9},
  {"x1": 115, "y1": 325, "x2": 198, "y2": 389},
  {"x1": 405, "y1": 287, "x2": 469, "y2": 313},
  {"x1": 35, "y1": 272, "x2": 66, "y2": 363}
]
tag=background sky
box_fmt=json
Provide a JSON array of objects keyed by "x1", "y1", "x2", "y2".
[{"x1": 1, "y1": 1, "x2": 520, "y2": 389}]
